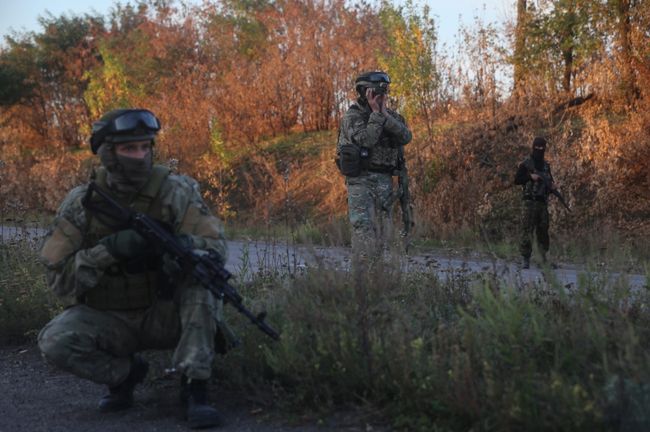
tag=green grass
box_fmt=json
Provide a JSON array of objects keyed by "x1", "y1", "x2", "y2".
[
  {"x1": 0, "y1": 240, "x2": 60, "y2": 345},
  {"x1": 261, "y1": 130, "x2": 333, "y2": 161},
  {"x1": 227, "y1": 216, "x2": 351, "y2": 247},
  {"x1": 224, "y1": 257, "x2": 650, "y2": 431},
  {"x1": 3, "y1": 236, "x2": 650, "y2": 431},
  {"x1": 1, "y1": 209, "x2": 53, "y2": 228}
]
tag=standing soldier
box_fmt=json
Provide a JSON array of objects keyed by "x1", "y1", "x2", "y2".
[
  {"x1": 514, "y1": 136, "x2": 558, "y2": 269},
  {"x1": 336, "y1": 71, "x2": 412, "y2": 258},
  {"x1": 37, "y1": 109, "x2": 237, "y2": 429}
]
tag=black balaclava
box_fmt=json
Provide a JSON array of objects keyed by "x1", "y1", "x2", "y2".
[
  {"x1": 97, "y1": 141, "x2": 153, "y2": 194},
  {"x1": 531, "y1": 136, "x2": 547, "y2": 170}
]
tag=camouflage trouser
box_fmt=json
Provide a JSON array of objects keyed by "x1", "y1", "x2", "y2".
[
  {"x1": 346, "y1": 172, "x2": 395, "y2": 258},
  {"x1": 519, "y1": 199, "x2": 550, "y2": 258},
  {"x1": 38, "y1": 283, "x2": 230, "y2": 387}
]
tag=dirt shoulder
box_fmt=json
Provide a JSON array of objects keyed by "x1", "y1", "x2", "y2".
[{"x1": 0, "y1": 344, "x2": 381, "y2": 432}]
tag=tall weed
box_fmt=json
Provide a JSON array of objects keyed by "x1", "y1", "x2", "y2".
[
  {"x1": 0, "y1": 239, "x2": 59, "y2": 345},
  {"x1": 2, "y1": 233, "x2": 649, "y2": 430},
  {"x1": 224, "y1": 254, "x2": 650, "y2": 431}
]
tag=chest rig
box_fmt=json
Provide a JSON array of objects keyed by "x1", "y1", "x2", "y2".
[
  {"x1": 82, "y1": 165, "x2": 171, "y2": 310},
  {"x1": 522, "y1": 158, "x2": 552, "y2": 202},
  {"x1": 352, "y1": 103, "x2": 400, "y2": 172}
]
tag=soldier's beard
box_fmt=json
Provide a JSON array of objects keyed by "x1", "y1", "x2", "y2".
[{"x1": 98, "y1": 143, "x2": 153, "y2": 193}]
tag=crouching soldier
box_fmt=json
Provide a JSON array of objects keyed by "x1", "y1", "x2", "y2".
[{"x1": 37, "y1": 108, "x2": 237, "y2": 429}]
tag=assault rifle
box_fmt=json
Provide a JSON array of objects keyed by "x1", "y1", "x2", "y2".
[
  {"x1": 383, "y1": 146, "x2": 414, "y2": 243},
  {"x1": 81, "y1": 182, "x2": 280, "y2": 341},
  {"x1": 532, "y1": 169, "x2": 571, "y2": 212}
]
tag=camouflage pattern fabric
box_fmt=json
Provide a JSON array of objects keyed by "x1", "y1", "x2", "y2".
[
  {"x1": 39, "y1": 169, "x2": 227, "y2": 301},
  {"x1": 347, "y1": 172, "x2": 395, "y2": 256},
  {"x1": 38, "y1": 167, "x2": 233, "y2": 383},
  {"x1": 519, "y1": 199, "x2": 550, "y2": 259},
  {"x1": 337, "y1": 100, "x2": 412, "y2": 171},
  {"x1": 38, "y1": 282, "x2": 223, "y2": 384},
  {"x1": 339, "y1": 99, "x2": 412, "y2": 256}
]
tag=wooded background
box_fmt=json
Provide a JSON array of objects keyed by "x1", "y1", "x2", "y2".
[{"x1": 1, "y1": 0, "x2": 648, "y2": 242}]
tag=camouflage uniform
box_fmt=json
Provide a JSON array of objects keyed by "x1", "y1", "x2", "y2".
[
  {"x1": 38, "y1": 165, "x2": 233, "y2": 387},
  {"x1": 515, "y1": 157, "x2": 553, "y2": 261},
  {"x1": 338, "y1": 100, "x2": 412, "y2": 255}
]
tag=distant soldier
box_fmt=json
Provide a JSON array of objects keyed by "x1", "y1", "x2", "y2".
[
  {"x1": 514, "y1": 136, "x2": 558, "y2": 269},
  {"x1": 37, "y1": 109, "x2": 237, "y2": 429},
  {"x1": 336, "y1": 71, "x2": 412, "y2": 257}
]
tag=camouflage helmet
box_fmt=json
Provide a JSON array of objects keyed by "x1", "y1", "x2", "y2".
[
  {"x1": 355, "y1": 71, "x2": 391, "y2": 97},
  {"x1": 89, "y1": 108, "x2": 161, "y2": 154}
]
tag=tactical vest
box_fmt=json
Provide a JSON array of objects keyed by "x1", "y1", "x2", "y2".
[
  {"x1": 522, "y1": 158, "x2": 552, "y2": 202},
  {"x1": 346, "y1": 103, "x2": 401, "y2": 172},
  {"x1": 82, "y1": 165, "x2": 171, "y2": 310}
]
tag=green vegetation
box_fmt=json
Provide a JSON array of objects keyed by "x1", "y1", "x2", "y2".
[
  {"x1": 5, "y1": 237, "x2": 647, "y2": 430},
  {"x1": 0, "y1": 239, "x2": 59, "y2": 345},
  {"x1": 224, "y1": 256, "x2": 650, "y2": 431}
]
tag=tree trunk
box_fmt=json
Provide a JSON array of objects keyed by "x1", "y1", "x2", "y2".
[
  {"x1": 561, "y1": 1, "x2": 577, "y2": 95},
  {"x1": 616, "y1": 0, "x2": 638, "y2": 102},
  {"x1": 562, "y1": 46, "x2": 573, "y2": 94},
  {"x1": 513, "y1": 0, "x2": 527, "y2": 93}
]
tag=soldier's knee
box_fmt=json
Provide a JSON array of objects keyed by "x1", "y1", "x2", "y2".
[
  {"x1": 179, "y1": 287, "x2": 218, "y2": 323},
  {"x1": 38, "y1": 325, "x2": 78, "y2": 366}
]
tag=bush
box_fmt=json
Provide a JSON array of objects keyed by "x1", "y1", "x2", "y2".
[
  {"x1": 0, "y1": 240, "x2": 59, "y2": 345},
  {"x1": 3, "y1": 232, "x2": 649, "y2": 430},
  {"x1": 222, "y1": 254, "x2": 650, "y2": 431}
]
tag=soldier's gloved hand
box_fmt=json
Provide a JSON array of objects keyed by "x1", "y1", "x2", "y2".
[
  {"x1": 176, "y1": 233, "x2": 194, "y2": 251},
  {"x1": 160, "y1": 234, "x2": 194, "y2": 284},
  {"x1": 161, "y1": 252, "x2": 183, "y2": 284},
  {"x1": 98, "y1": 229, "x2": 150, "y2": 260}
]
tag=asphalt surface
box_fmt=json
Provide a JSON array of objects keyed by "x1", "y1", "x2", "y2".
[
  {"x1": 226, "y1": 239, "x2": 648, "y2": 292},
  {"x1": 1, "y1": 225, "x2": 647, "y2": 291}
]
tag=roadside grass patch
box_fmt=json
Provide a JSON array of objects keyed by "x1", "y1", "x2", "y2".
[
  {"x1": 4, "y1": 235, "x2": 650, "y2": 431},
  {"x1": 0, "y1": 239, "x2": 60, "y2": 345},
  {"x1": 226, "y1": 254, "x2": 650, "y2": 431}
]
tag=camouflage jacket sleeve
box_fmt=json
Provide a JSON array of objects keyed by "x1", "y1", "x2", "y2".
[
  {"x1": 343, "y1": 105, "x2": 412, "y2": 150},
  {"x1": 39, "y1": 185, "x2": 119, "y2": 300},
  {"x1": 383, "y1": 109, "x2": 413, "y2": 146},
  {"x1": 162, "y1": 174, "x2": 228, "y2": 264}
]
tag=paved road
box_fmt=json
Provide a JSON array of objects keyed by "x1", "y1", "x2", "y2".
[
  {"x1": 2, "y1": 226, "x2": 647, "y2": 291},
  {"x1": 226, "y1": 239, "x2": 648, "y2": 291}
]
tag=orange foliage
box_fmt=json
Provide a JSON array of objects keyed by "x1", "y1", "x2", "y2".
[{"x1": 1, "y1": 0, "x2": 649, "y2": 240}]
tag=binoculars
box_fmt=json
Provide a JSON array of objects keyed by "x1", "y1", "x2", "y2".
[{"x1": 370, "y1": 82, "x2": 389, "y2": 94}]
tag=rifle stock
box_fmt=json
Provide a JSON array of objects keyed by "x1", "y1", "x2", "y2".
[{"x1": 82, "y1": 182, "x2": 280, "y2": 341}]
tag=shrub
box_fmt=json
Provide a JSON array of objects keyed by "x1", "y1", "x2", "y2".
[
  {"x1": 222, "y1": 254, "x2": 650, "y2": 431},
  {"x1": 0, "y1": 239, "x2": 60, "y2": 345}
]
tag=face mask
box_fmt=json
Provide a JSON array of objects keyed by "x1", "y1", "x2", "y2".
[
  {"x1": 98, "y1": 143, "x2": 153, "y2": 193},
  {"x1": 532, "y1": 148, "x2": 545, "y2": 162},
  {"x1": 115, "y1": 153, "x2": 153, "y2": 188}
]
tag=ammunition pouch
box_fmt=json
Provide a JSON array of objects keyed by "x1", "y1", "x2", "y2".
[{"x1": 336, "y1": 143, "x2": 370, "y2": 177}]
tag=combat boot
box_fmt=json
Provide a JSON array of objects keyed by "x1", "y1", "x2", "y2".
[
  {"x1": 522, "y1": 256, "x2": 530, "y2": 269},
  {"x1": 98, "y1": 355, "x2": 149, "y2": 412},
  {"x1": 182, "y1": 376, "x2": 224, "y2": 429}
]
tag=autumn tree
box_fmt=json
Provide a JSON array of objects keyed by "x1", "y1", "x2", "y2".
[
  {"x1": 1, "y1": 13, "x2": 105, "y2": 151},
  {"x1": 512, "y1": 0, "x2": 528, "y2": 94},
  {"x1": 378, "y1": 0, "x2": 440, "y2": 137}
]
